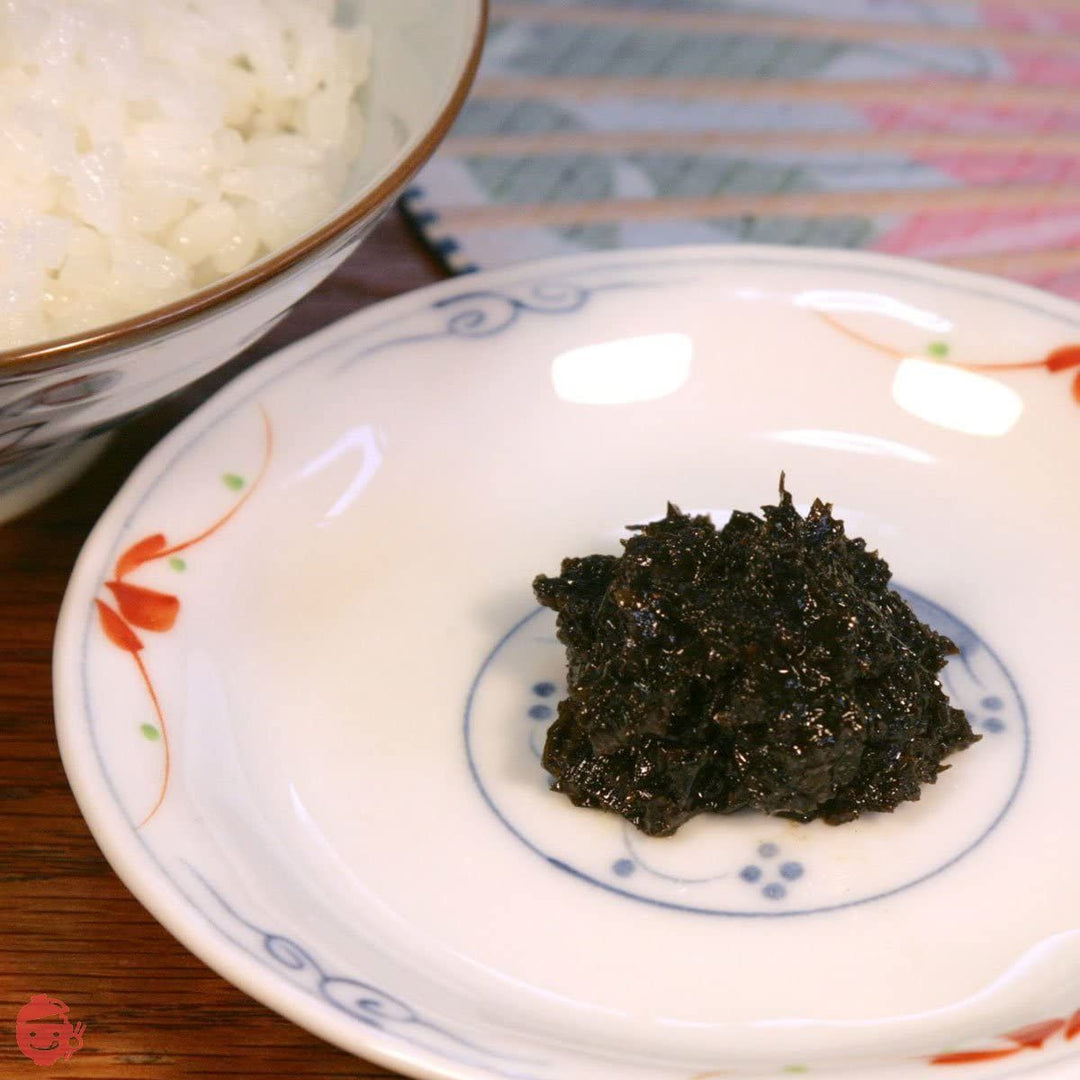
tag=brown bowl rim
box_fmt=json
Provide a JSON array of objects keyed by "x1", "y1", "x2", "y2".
[{"x1": 0, "y1": 0, "x2": 488, "y2": 376}]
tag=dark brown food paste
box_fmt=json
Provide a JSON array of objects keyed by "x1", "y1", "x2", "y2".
[{"x1": 533, "y1": 480, "x2": 979, "y2": 836}]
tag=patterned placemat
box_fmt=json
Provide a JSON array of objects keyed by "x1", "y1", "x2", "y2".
[{"x1": 402, "y1": 0, "x2": 1080, "y2": 298}]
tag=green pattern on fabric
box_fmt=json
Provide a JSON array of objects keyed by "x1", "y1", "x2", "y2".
[
  {"x1": 449, "y1": 98, "x2": 581, "y2": 137},
  {"x1": 556, "y1": 223, "x2": 622, "y2": 248},
  {"x1": 626, "y1": 154, "x2": 822, "y2": 198},
  {"x1": 498, "y1": 23, "x2": 848, "y2": 80},
  {"x1": 467, "y1": 155, "x2": 615, "y2": 204}
]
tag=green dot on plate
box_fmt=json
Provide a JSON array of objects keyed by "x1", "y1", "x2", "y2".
[
  {"x1": 168, "y1": 557, "x2": 187, "y2": 572},
  {"x1": 926, "y1": 340, "x2": 950, "y2": 357},
  {"x1": 223, "y1": 473, "x2": 245, "y2": 491},
  {"x1": 140, "y1": 724, "x2": 161, "y2": 741},
  {"x1": 783, "y1": 1068, "x2": 810, "y2": 1075}
]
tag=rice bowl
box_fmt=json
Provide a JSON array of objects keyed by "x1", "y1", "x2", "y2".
[
  {"x1": 0, "y1": 0, "x2": 485, "y2": 523},
  {"x1": 0, "y1": 0, "x2": 374, "y2": 351}
]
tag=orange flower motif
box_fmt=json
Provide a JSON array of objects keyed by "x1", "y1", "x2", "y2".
[
  {"x1": 95, "y1": 407, "x2": 273, "y2": 827},
  {"x1": 931, "y1": 1009, "x2": 1080, "y2": 1066},
  {"x1": 105, "y1": 581, "x2": 180, "y2": 632},
  {"x1": 815, "y1": 310, "x2": 1080, "y2": 409}
]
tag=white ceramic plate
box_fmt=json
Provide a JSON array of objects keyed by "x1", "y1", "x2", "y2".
[{"x1": 55, "y1": 246, "x2": 1080, "y2": 1080}]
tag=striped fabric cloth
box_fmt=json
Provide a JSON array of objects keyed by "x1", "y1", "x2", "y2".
[{"x1": 402, "y1": 0, "x2": 1080, "y2": 298}]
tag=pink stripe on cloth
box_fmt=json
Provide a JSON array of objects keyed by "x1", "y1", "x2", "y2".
[
  {"x1": 862, "y1": 101, "x2": 1080, "y2": 134},
  {"x1": 920, "y1": 152, "x2": 1080, "y2": 183},
  {"x1": 982, "y1": 2, "x2": 1080, "y2": 35},
  {"x1": 1004, "y1": 52, "x2": 1080, "y2": 87},
  {"x1": 875, "y1": 207, "x2": 1080, "y2": 259}
]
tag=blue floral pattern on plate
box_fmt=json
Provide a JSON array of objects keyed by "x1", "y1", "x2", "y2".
[{"x1": 467, "y1": 587, "x2": 1028, "y2": 918}]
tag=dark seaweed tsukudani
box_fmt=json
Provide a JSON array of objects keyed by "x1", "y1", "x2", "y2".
[{"x1": 532, "y1": 480, "x2": 979, "y2": 836}]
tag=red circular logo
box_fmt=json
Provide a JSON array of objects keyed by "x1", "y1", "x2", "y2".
[{"x1": 15, "y1": 995, "x2": 85, "y2": 1066}]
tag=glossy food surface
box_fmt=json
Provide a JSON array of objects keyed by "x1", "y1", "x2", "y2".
[{"x1": 535, "y1": 485, "x2": 979, "y2": 835}]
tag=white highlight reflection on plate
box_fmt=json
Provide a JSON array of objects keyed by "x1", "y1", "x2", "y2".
[
  {"x1": 795, "y1": 289, "x2": 953, "y2": 333},
  {"x1": 769, "y1": 429, "x2": 935, "y2": 465},
  {"x1": 551, "y1": 332, "x2": 692, "y2": 405},
  {"x1": 296, "y1": 424, "x2": 386, "y2": 521},
  {"x1": 892, "y1": 358, "x2": 1024, "y2": 436}
]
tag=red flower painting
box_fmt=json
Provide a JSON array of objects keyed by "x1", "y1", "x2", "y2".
[{"x1": 94, "y1": 407, "x2": 273, "y2": 827}]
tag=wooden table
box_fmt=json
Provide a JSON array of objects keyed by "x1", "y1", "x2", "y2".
[{"x1": 0, "y1": 211, "x2": 444, "y2": 1079}]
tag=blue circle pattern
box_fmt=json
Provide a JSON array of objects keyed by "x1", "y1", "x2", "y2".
[
  {"x1": 471, "y1": 585, "x2": 1028, "y2": 918},
  {"x1": 739, "y1": 848, "x2": 805, "y2": 900}
]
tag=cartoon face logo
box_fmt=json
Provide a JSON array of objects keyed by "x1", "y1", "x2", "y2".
[{"x1": 15, "y1": 995, "x2": 85, "y2": 1066}]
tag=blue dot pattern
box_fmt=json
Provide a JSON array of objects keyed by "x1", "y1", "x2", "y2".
[
  {"x1": 513, "y1": 571, "x2": 1017, "y2": 916},
  {"x1": 978, "y1": 695, "x2": 1006, "y2": 734},
  {"x1": 738, "y1": 843, "x2": 805, "y2": 903}
]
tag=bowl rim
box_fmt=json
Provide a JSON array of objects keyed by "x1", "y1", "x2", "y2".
[{"x1": 0, "y1": 0, "x2": 489, "y2": 376}]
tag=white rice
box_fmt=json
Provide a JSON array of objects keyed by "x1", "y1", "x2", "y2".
[{"x1": 0, "y1": 0, "x2": 371, "y2": 350}]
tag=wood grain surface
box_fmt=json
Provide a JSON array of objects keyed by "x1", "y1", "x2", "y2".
[{"x1": 0, "y1": 210, "x2": 445, "y2": 1079}]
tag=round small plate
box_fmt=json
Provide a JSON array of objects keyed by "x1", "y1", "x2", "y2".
[{"x1": 55, "y1": 246, "x2": 1080, "y2": 1080}]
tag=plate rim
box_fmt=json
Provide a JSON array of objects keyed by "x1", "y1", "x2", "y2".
[{"x1": 53, "y1": 242, "x2": 1080, "y2": 1080}]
